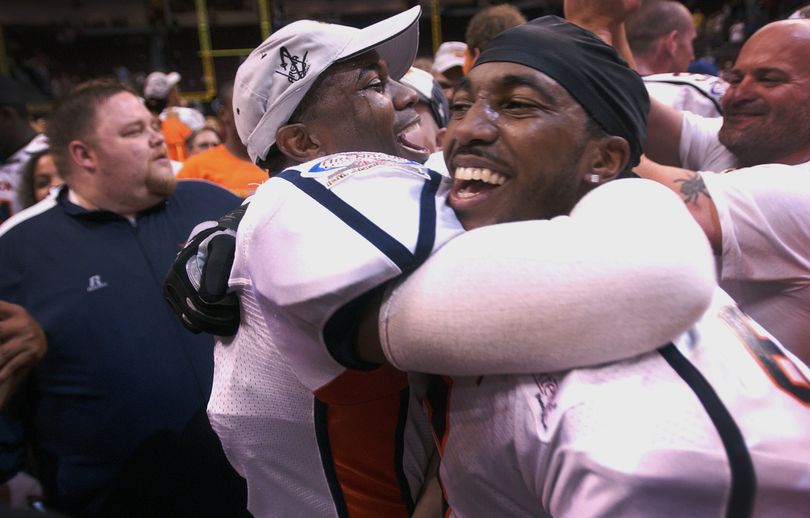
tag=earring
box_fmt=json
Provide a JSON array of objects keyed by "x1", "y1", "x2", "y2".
[{"x1": 588, "y1": 174, "x2": 600, "y2": 184}]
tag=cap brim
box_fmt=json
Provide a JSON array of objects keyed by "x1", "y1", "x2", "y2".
[
  {"x1": 167, "y1": 71, "x2": 181, "y2": 87},
  {"x1": 336, "y1": 5, "x2": 421, "y2": 80}
]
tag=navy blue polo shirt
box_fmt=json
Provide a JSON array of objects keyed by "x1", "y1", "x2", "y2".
[{"x1": 0, "y1": 180, "x2": 243, "y2": 515}]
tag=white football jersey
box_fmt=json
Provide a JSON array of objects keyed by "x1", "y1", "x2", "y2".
[
  {"x1": 644, "y1": 73, "x2": 728, "y2": 117},
  {"x1": 421, "y1": 289, "x2": 810, "y2": 517},
  {"x1": 208, "y1": 152, "x2": 464, "y2": 517},
  {"x1": 0, "y1": 133, "x2": 48, "y2": 222}
]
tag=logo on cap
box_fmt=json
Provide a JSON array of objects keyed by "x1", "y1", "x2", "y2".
[{"x1": 276, "y1": 47, "x2": 310, "y2": 83}]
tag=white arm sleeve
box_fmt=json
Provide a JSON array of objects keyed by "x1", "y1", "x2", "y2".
[
  {"x1": 379, "y1": 178, "x2": 716, "y2": 375},
  {"x1": 678, "y1": 111, "x2": 737, "y2": 172}
]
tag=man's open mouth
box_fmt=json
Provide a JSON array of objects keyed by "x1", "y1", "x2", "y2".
[
  {"x1": 396, "y1": 119, "x2": 429, "y2": 154},
  {"x1": 452, "y1": 167, "x2": 507, "y2": 198}
]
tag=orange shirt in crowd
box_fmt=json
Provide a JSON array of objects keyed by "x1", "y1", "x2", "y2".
[
  {"x1": 162, "y1": 117, "x2": 193, "y2": 162},
  {"x1": 177, "y1": 144, "x2": 267, "y2": 198}
]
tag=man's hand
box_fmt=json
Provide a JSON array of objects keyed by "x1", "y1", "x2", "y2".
[
  {"x1": 0, "y1": 472, "x2": 44, "y2": 509},
  {"x1": 0, "y1": 302, "x2": 46, "y2": 407},
  {"x1": 162, "y1": 204, "x2": 247, "y2": 337},
  {"x1": 564, "y1": 0, "x2": 641, "y2": 26},
  {"x1": 564, "y1": 0, "x2": 641, "y2": 44}
]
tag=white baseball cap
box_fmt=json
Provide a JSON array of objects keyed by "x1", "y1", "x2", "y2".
[
  {"x1": 144, "y1": 71, "x2": 181, "y2": 99},
  {"x1": 233, "y1": 6, "x2": 422, "y2": 164},
  {"x1": 401, "y1": 67, "x2": 449, "y2": 127},
  {"x1": 431, "y1": 41, "x2": 467, "y2": 74}
]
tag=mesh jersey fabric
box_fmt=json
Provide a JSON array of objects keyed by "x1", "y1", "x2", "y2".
[{"x1": 419, "y1": 289, "x2": 810, "y2": 517}]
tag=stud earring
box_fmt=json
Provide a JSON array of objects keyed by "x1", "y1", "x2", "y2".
[{"x1": 588, "y1": 173, "x2": 600, "y2": 184}]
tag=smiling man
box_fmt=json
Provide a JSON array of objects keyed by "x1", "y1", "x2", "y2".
[{"x1": 0, "y1": 80, "x2": 247, "y2": 516}]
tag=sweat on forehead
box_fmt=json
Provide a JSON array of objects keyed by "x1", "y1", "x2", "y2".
[{"x1": 475, "y1": 16, "x2": 649, "y2": 167}]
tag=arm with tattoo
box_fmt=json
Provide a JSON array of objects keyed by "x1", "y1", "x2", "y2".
[
  {"x1": 674, "y1": 171, "x2": 712, "y2": 205},
  {"x1": 635, "y1": 155, "x2": 722, "y2": 253}
]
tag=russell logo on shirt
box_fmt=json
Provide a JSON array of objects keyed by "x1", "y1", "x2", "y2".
[{"x1": 86, "y1": 275, "x2": 109, "y2": 292}]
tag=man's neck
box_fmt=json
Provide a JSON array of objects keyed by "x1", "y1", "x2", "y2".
[
  {"x1": 67, "y1": 187, "x2": 137, "y2": 220},
  {"x1": 635, "y1": 59, "x2": 658, "y2": 76},
  {"x1": 225, "y1": 134, "x2": 252, "y2": 162}
]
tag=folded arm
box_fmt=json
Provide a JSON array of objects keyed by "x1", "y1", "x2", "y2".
[{"x1": 376, "y1": 179, "x2": 716, "y2": 375}]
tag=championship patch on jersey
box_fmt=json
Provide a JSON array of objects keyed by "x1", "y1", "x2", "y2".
[{"x1": 301, "y1": 152, "x2": 430, "y2": 189}]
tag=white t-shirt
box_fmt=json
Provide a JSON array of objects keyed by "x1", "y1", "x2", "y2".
[
  {"x1": 678, "y1": 111, "x2": 737, "y2": 172},
  {"x1": 207, "y1": 152, "x2": 464, "y2": 517},
  {"x1": 701, "y1": 160, "x2": 810, "y2": 361},
  {"x1": 678, "y1": 113, "x2": 810, "y2": 360},
  {"x1": 424, "y1": 289, "x2": 810, "y2": 517},
  {"x1": 0, "y1": 133, "x2": 48, "y2": 222}
]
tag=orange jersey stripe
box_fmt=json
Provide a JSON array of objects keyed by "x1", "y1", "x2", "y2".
[{"x1": 315, "y1": 365, "x2": 413, "y2": 517}]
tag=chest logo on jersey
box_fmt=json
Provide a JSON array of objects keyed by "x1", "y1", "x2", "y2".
[
  {"x1": 86, "y1": 274, "x2": 109, "y2": 292},
  {"x1": 532, "y1": 374, "x2": 559, "y2": 431},
  {"x1": 302, "y1": 152, "x2": 429, "y2": 189}
]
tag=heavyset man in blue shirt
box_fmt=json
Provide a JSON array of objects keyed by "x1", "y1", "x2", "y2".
[{"x1": 0, "y1": 80, "x2": 249, "y2": 516}]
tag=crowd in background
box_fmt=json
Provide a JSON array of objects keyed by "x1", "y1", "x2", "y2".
[{"x1": 4, "y1": 0, "x2": 808, "y2": 119}]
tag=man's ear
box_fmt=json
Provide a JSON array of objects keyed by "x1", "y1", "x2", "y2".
[
  {"x1": 275, "y1": 123, "x2": 322, "y2": 163},
  {"x1": 68, "y1": 140, "x2": 96, "y2": 172},
  {"x1": 435, "y1": 127, "x2": 446, "y2": 151},
  {"x1": 463, "y1": 48, "x2": 480, "y2": 75},
  {"x1": 664, "y1": 30, "x2": 679, "y2": 59},
  {"x1": 588, "y1": 136, "x2": 630, "y2": 184}
]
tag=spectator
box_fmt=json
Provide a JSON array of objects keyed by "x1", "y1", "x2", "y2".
[
  {"x1": 185, "y1": 126, "x2": 222, "y2": 157},
  {"x1": 431, "y1": 41, "x2": 467, "y2": 99},
  {"x1": 627, "y1": 0, "x2": 727, "y2": 117},
  {"x1": 0, "y1": 77, "x2": 48, "y2": 223},
  {"x1": 17, "y1": 149, "x2": 62, "y2": 209},
  {"x1": 464, "y1": 3, "x2": 527, "y2": 73},
  {"x1": 728, "y1": 18, "x2": 746, "y2": 43},
  {"x1": 0, "y1": 79, "x2": 248, "y2": 517},
  {"x1": 627, "y1": 0, "x2": 697, "y2": 75},
  {"x1": 177, "y1": 83, "x2": 268, "y2": 198},
  {"x1": 412, "y1": 56, "x2": 434, "y2": 73},
  {"x1": 144, "y1": 71, "x2": 205, "y2": 162},
  {"x1": 568, "y1": 1, "x2": 810, "y2": 363},
  {"x1": 400, "y1": 66, "x2": 449, "y2": 157}
]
